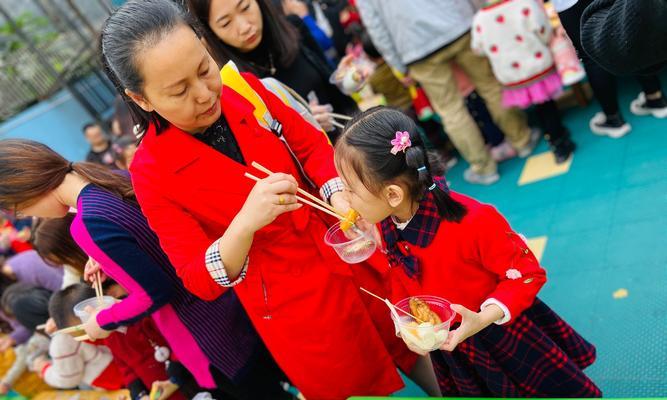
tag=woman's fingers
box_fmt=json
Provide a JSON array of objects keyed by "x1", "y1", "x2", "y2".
[
  {"x1": 273, "y1": 194, "x2": 298, "y2": 206},
  {"x1": 268, "y1": 179, "x2": 298, "y2": 195},
  {"x1": 263, "y1": 172, "x2": 297, "y2": 185}
]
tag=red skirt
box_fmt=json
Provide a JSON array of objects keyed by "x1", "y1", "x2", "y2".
[{"x1": 430, "y1": 298, "x2": 602, "y2": 397}]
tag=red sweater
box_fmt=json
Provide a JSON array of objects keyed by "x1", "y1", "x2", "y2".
[{"x1": 390, "y1": 193, "x2": 547, "y2": 323}]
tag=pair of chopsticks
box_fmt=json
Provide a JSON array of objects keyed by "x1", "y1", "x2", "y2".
[
  {"x1": 93, "y1": 271, "x2": 104, "y2": 306},
  {"x1": 52, "y1": 324, "x2": 90, "y2": 342},
  {"x1": 360, "y1": 287, "x2": 425, "y2": 323},
  {"x1": 244, "y1": 162, "x2": 349, "y2": 223},
  {"x1": 328, "y1": 112, "x2": 352, "y2": 129}
]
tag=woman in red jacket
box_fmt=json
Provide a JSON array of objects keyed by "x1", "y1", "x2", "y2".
[{"x1": 98, "y1": 1, "x2": 417, "y2": 398}]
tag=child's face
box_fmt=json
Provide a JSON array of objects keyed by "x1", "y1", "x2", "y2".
[{"x1": 337, "y1": 163, "x2": 395, "y2": 225}]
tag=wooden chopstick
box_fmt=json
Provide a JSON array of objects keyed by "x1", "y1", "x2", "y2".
[
  {"x1": 359, "y1": 287, "x2": 425, "y2": 323},
  {"x1": 250, "y1": 162, "x2": 345, "y2": 218},
  {"x1": 244, "y1": 173, "x2": 344, "y2": 221},
  {"x1": 93, "y1": 272, "x2": 103, "y2": 304},
  {"x1": 74, "y1": 334, "x2": 91, "y2": 342},
  {"x1": 328, "y1": 112, "x2": 352, "y2": 121},
  {"x1": 54, "y1": 325, "x2": 85, "y2": 335},
  {"x1": 331, "y1": 120, "x2": 345, "y2": 129}
]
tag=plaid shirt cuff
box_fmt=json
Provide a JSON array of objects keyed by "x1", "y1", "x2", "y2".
[
  {"x1": 205, "y1": 238, "x2": 248, "y2": 287},
  {"x1": 481, "y1": 298, "x2": 511, "y2": 325},
  {"x1": 319, "y1": 177, "x2": 345, "y2": 204}
]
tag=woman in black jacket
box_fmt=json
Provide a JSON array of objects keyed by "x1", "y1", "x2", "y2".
[{"x1": 187, "y1": 0, "x2": 358, "y2": 142}]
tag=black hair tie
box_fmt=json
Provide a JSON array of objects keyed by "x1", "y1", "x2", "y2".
[{"x1": 67, "y1": 161, "x2": 74, "y2": 172}]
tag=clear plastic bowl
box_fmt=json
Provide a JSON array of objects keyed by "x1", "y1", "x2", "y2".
[
  {"x1": 391, "y1": 296, "x2": 456, "y2": 353},
  {"x1": 73, "y1": 296, "x2": 116, "y2": 323},
  {"x1": 324, "y1": 221, "x2": 377, "y2": 264}
]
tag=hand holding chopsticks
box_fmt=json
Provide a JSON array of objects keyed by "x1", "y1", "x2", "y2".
[{"x1": 247, "y1": 162, "x2": 362, "y2": 229}]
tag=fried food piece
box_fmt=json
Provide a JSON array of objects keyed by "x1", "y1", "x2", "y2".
[
  {"x1": 409, "y1": 297, "x2": 442, "y2": 325},
  {"x1": 340, "y1": 209, "x2": 360, "y2": 232}
]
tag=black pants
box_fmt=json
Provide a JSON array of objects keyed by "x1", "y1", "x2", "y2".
[
  {"x1": 465, "y1": 91, "x2": 505, "y2": 147},
  {"x1": 208, "y1": 345, "x2": 291, "y2": 400},
  {"x1": 534, "y1": 100, "x2": 568, "y2": 143},
  {"x1": 558, "y1": 0, "x2": 662, "y2": 118}
]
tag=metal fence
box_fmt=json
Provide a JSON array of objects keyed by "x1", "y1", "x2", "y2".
[{"x1": 0, "y1": 0, "x2": 115, "y2": 122}]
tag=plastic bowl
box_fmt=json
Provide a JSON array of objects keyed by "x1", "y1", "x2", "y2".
[
  {"x1": 391, "y1": 296, "x2": 456, "y2": 353},
  {"x1": 73, "y1": 296, "x2": 116, "y2": 323},
  {"x1": 324, "y1": 221, "x2": 377, "y2": 264}
]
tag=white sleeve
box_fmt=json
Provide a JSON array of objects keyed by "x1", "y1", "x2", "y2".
[
  {"x1": 44, "y1": 334, "x2": 85, "y2": 388},
  {"x1": 481, "y1": 298, "x2": 512, "y2": 325}
]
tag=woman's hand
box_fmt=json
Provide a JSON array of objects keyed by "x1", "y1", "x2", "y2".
[
  {"x1": 439, "y1": 304, "x2": 504, "y2": 352},
  {"x1": 82, "y1": 306, "x2": 112, "y2": 341},
  {"x1": 83, "y1": 258, "x2": 107, "y2": 283},
  {"x1": 237, "y1": 173, "x2": 302, "y2": 234},
  {"x1": 310, "y1": 103, "x2": 335, "y2": 132}
]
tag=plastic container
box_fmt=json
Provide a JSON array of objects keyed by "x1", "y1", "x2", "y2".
[
  {"x1": 324, "y1": 221, "x2": 377, "y2": 264},
  {"x1": 73, "y1": 296, "x2": 116, "y2": 323},
  {"x1": 391, "y1": 296, "x2": 456, "y2": 353},
  {"x1": 329, "y1": 57, "x2": 374, "y2": 95}
]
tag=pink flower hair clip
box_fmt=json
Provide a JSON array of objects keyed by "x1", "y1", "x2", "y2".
[{"x1": 390, "y1": 131, "x2": 412, "y2": 155}]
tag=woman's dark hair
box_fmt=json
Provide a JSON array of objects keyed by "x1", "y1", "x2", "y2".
[
  {"x1": 335, "y1": 107, "x2": 467, "y2": 222},
  {"x1": 186, "y1": 0, "x2": 300, "y2": 73},
  {"x1": 49, "y1": 284, "x2": 95, "y2": 329},
  {"x1": 360, "y1": 31, "x2": 381, "y2": 60},
  {"x1": 100, "y1": 0, "x2": 201, "y2": 135},
  {"x1": 0, "y1": 139, "x2": 136, "y2": 212},
  {"x1": 32, "y1": 214, "x2": 88, "y2": 275}
]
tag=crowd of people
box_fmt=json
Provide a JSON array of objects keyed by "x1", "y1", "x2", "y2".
[{"x1": 0, "y1": 0, "x2": 663, "y2": 399}]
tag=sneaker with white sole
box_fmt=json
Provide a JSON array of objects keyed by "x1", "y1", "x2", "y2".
[
  {"x1": 630, "y1": 92, "x2": 667, "y2": 118},
  {"x1": 463, "y1": 167, "x2": 500, "y2": 185},
  {"x1": 589, "y1": 112, "x2": 631, "y2": 138},
  {"x1": 517, "y1": 127, "x2": 542, "y2": 158}
]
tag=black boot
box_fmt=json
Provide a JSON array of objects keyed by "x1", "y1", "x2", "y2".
[{"x1": 545, "y1": 130, "x2": 576, "y2": 164}]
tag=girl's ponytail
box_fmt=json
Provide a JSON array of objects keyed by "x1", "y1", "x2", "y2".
[{"x1": 405, "y1": 144, "x2": 466, "y2": 223}]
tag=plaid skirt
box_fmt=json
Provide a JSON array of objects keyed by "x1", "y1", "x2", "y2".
[{"x1": 430, "y1": 298, "x2": 602, "y2": 397}]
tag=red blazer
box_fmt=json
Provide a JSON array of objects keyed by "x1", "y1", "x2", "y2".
[
  {"x1": 389, "y1": 193, "x2": 547, "y2": 323},
  {"x1": 130, "y1": 72, "x2": 405, "y2": 399}
]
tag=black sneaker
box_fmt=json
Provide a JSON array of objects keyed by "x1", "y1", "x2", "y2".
[
  {"x1": 546, "y1": 131, "x2": 576, "y2": 164},
  {"x1": 630, "y1": 92, "x2": 667, "y2": 118},
  {"x1": 589, "y1": 112, "x2": 631, "y2": 138},
  {"x1": 554, "y1": 138, "x2": 576, "y2": 164}
]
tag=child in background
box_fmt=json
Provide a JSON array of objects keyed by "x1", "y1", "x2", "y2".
[
  {"x1": 472, "y1": 0, "x2": 576, "y2": 163},
  {"x1": 334, "y1": 107, "x2": 600, "y2": 396},
  {"x1": 98, "y1": 281, "x2": 198, "y2": 400},
  {"x1": 32, "y1": 215, "x2": 85, "y2": 288},
  {"x1": 32, "y1": 284, "x2": 123, "y2": 390},
  {"x1": 359, "y1": 32, "x2": 456, "y2": 167},
  {"x1": 112, "y1": 136, "x2": 138, "y2": 171},
  {"x1": 0, "y1": 283, "x2": 51, "y2": 395}
]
